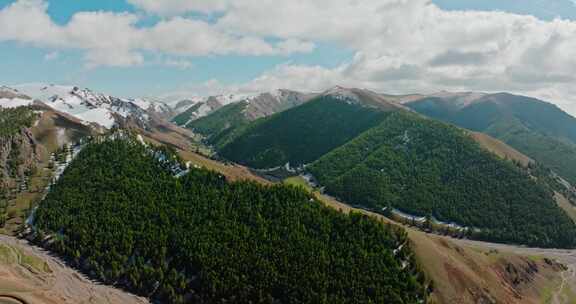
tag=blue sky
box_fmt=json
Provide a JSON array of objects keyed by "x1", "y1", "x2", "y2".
[
  {"x1": 0, "y1": 0, "x2": 355, "y2": 96},
  {"x1": 0, "y1": 0, "x2": 575, "y2": 101}
]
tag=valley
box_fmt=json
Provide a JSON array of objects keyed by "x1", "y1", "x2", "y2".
[
  {"x1": 5, "y1": 0, "x2": 576, "y2": 302},
  {"x1": 3, "y1": 84, "x2": 576, "y2": 303}
]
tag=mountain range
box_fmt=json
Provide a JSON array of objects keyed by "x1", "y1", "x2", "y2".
[
  {"x1": 402, "y1": 92, "x2": 576, "y2": 184},
  {"x1": 3, "y1": 83, "x2": 576, "y2": 303}
]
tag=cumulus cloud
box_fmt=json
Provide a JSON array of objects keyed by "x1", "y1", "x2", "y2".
[
  {"x1": 2, "y1": 0, "x2": 576, "y2": 114},
  {"x1": 0, "y1": 0, "x2": 314, "y2": 67},
  {"x1": 127, "y1": 0, "x2": 230, "y2": 15},
  {"x1": 190, "y1": 0, "x2": 576, "y2": 114}
]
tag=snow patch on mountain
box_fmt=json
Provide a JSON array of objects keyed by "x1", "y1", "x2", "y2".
[
  {"x1": 323, "y1": 86, "x2": 361, "y2": 104},
  {"x1": 5, "y1": 84, "x2": 156, "y2": 129},
  {"x1": 0, "y1": 85, "x2": 34, "y2": 108},
  {"x1": 428, "y1": 91, "x2": 488, "y2": 109},
  {"x1": 170, "y1": 93, "x2": 256, "y2": 125},
  {"x1": 0, "y1": 97, "x2": 34, "y2": 108},
  {"x1": 171, "y1": 89, "x2": 317, "y2": 127},
  {"x1": 217, "y1": 93, "x2": 255, "y2": 105},
  {"x1": 13, "y1": 84, "x2": 73, "y2": 101},
  {"x1": 130, "y1": 98, "x2": 172, "y2": 116},
  {"x1": 75, "y1": 108, "x2": 116, "y2": 128}
]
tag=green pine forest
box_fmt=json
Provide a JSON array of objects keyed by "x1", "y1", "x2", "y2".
[
  {"x1": 34, "y1": 137, "x2": 428, "y2": 304},
  {"x1": 408, "y1": 94, "x2": 576, "y2": 184},
  {"x1": 308, "y1": 112, "x2": 576, "y2": 248},
  {"x1": 219, "y1": 96, "x2": 389, "y2": 168},
  {"x1": 0, "y1": 106, "x2": 37, "y2": 137},
  {"x1": 188, "y1": 101, "x2": 252, "y2": 148}
]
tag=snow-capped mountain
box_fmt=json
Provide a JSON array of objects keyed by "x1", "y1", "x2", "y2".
[
  {"x1": 322, "y1": 86, "x2": 363, "y2": 103},
  {"x1": 3, "y1": 84, "x2": 171, "y2": 129},
  {"x1": 173, "y1": 99, "x2": 201, "y2": 114},
  {"x1": 173, "y1": 93, "x2": 254, "y2": 114},
  {"x1": 315, "y1": 86, "x2": 410, "y2": 112},
  {"x1": 130, "y1": 97, "x2": 174, "y2": 119},
  {"x1": 170, "y1": 90, "x2": 316, "y2": 127},
  {"x1": 169, "y1": 93, "x2": 256, "y2": 126},
  {"x1": 242, "y1": 89, "x2": 317, "y2": 120},
  {"x1": 0, "y1": 86, "x2": 34, "y2": 108}
]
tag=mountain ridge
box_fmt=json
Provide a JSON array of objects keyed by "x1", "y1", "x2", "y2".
[{"x1": 404, "y1": 91, "x2": 576, "y2": 184}]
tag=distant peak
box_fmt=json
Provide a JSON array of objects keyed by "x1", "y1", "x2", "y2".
[
  {"x1": 325, "y1": 85, "x2": 350, "y2": 92},
  {"x1": 0, "y1": 85, "x2": 18, "y2": 93},
  {"x1": 321, "y1": 86, "x2": 362, "y2": 104}
]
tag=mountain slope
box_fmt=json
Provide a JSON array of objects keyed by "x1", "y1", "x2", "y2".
[
  {"x1": 7, "y1": 84, "x2": 170, "y2": 130},
  {"x1": 170, "y1": 93, "x2": 255, "y2": 127},
  {"x1": 218, "y1": 88, "x2": 402, "y2": 169},
  {"x1": 405, "y1": 92, "x2": 576, "y2": 184},
  {"x1": 188, "y1": 101, "x2": 251, "y2": 147},
  {"x1": 174, "y1": 90, "x2": 315, "y2": 146},
  {"x1": 0, "y1": 102, "x2": 96, "y2": 234},
  {"x1": 34, "y1": 136, "x2": 428, "y2": 304},
  {"x1": 0, "y1": 107, "x2": 40, "y2": 218},
  {"x1": 308, "y1": 111, "x2": 576, "y2": 248}
]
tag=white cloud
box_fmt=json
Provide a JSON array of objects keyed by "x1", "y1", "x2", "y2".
[
  {"x1": 2, "y1": 0, "x2": 576, "y2": 115},
  {"x1": 193, "y1": 0, "x2": 576, "y2": 114},
  {"x1": 127, "y1": 0, "x2": 230, "y2": 15},
  {"x1": 0, "y1": 0, "x2": 314, "y2": 67},
  {"x1": 84, "y1": 49, "x2": 144, "y2": 68},
  {"x1": 142, "y1": 17, "x2": 311, "y2": 56},
  {"x1": 0, "y1": 0, "x2": 62, "y2": 46}
]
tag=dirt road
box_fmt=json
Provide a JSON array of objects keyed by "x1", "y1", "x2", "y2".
[
  {"x1": 0, "y1": 235, "x2": 149, "y2": 304},
  {"x1": 448, "y1": 237, "x2": 576, "y2": 303}
]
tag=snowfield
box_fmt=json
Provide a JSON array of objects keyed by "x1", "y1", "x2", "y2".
[
  {"x1": 0, "y1": 97, "x2": 33, "y2": 108},
  {"x1": 2, "y1": 84, "x2": 168, "y2": 129}
]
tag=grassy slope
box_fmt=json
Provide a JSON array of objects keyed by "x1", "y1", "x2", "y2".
[
  {"x1": 138, "y1": 131, "x2": 268, "y2": 184},
  {"x1": 0, "y1": 243, "x2": 51, "y2": 274},
  {"x1": 469, "y1": 132, "x2": 533, "y2": 167},
  {"x1": 555, "y1": 192, "x2": 576, "y2": 223}
]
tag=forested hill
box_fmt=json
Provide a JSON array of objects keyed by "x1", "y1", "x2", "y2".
[
  {"x1": 34, "y1": 137, "x2": 428, "y2": 304},
  {"x1": 308, "y1": 111, "x2": 576, "y2": 248},
  {"x1": 406, "y1": 93, "x2": 576, "y2": 184},
  {"x1": 218, "y1": 95, "x2": 390, "y2": 168},
  {"x1": 188, "y1": 101, "x2": 251, "y2": 148}
]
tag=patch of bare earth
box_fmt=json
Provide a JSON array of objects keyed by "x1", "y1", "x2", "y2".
[
  {"x1": 470, "y1": 132, "x2": 533, "y2": 167},
  {"x1": 0, "y1": 236, "x2": 148, "y2": 304}
]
